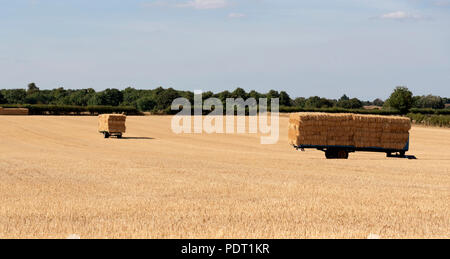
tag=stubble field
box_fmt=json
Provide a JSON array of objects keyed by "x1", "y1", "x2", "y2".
[{"x1": 0, "y1": 115, "x2": 449, "y2": 239}]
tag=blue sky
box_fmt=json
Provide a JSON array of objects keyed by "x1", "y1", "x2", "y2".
[{"x1": 0, "y1": 0, "x2": 449, "y2": 100}]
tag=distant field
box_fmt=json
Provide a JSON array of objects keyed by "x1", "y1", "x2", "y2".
[{"x1": 0, "y1": 115, "x2": 449, "y2": 238}]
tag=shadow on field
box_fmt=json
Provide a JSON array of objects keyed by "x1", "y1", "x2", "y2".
[
  {"x1": 390, "y1": 155, "x2": 418, "y2": 160},
  {"x1": 121, "y1": 137, "x2": 155, "y2": 140}
]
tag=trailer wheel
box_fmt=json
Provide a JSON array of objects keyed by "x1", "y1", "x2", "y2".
[
  {"x1": 325, "y1": 150, "x2": 337, "y2": 159},
  {"x1": 337, "y1": 150, "x2": 349, "y2": 159},
  {"x1": 117, "y1": 134, "x2": 122, "y2": 139},
  {"x1": 325, "y1": 149, "x2": 348, "y2": 159},
  {"x1": 104, "y1": 132, "x2": 110, "y2": 138}
]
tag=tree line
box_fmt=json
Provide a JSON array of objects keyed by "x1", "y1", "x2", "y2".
[{"x1": 0, "y1": 83, "x2": 448, "y2": 114}]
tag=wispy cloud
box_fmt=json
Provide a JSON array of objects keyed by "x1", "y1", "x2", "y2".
[
  {"x1": 434, "y1": 0, "x2": 450, "y2": 7},
  {"x1": 176, "y1": 0, "x2": 229, "y2": 10},
  {"x1": 374, "y1": 11, "x2": 429, "y2": 21},
  {"x1": 228, "y1": 13, "x2": 245, "y2": 18},
  {"x1": 142, "y1": 0, "x2": 229, "y2": 10},
  {"x1": 141, "y1": 1, "x2": 169, "y2": 8}
]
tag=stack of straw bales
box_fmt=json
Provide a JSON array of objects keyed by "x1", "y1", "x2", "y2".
[
  {"x1": 98, "y1": 114, "x2": 126, "y2": 133},
  {"x1": 0, "y1": 107, "x2": 29, "y2": 115},
  {"x1": 289, "y1": 113, "x2": 411, "y2": 150}
]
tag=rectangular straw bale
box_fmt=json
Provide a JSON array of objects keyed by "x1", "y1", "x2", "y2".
[
  {"x1": 289, "y1": 112, "x2": 411, "y2": 149},
  {"x1": 0, "y1": 108, "x2": 29, "y2": 115},
  {"x1": 98, "y1": 114, "x2": 127, "y2": 133}
]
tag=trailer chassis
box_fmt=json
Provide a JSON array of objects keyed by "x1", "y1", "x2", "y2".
[
  {"x1": 294, "y1": 140, "x2": 409, "y2": 159},
  {"x1": 99, "y1": 131, "x2": 123, "y2": 139}
]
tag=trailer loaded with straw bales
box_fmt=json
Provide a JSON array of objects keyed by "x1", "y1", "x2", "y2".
[
  {"x1": 98, "y1": 114, "x2": 126, "y2": 138},
  {"x1": 288, "y1": 113, "x2": 411, "y2": 159}
]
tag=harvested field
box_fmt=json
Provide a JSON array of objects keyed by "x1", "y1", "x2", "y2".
[{"x1": 0, "y1": 115, "x2": 449, "y2": 239}]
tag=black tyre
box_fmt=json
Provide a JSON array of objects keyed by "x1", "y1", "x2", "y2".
[
  {"x1": 117, "y1": 134, "x2": 122, "y2": 139},
  {"x1": 325, "y1": 150, "x2": 337, "y2": 159},
  {"x1": 104, "y1": 132, "x2": 110, "y2": 138},
  {"x1": 325, "y1": 149, "x2": 348, "y2": 159},
  {"x1": 337, "y1": 150, "x2": 349, "y2": 159}
]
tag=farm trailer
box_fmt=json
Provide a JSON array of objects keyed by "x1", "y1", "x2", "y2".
[
  {"x1": 288, "y1": 113, "x2": 412, "y2": 159},
  {"x1": 98, "y1": 114, "x2": 127, "y2": 138},
  {"x1": 293, "y1": 139, "x2": 409, "y2": 159}
]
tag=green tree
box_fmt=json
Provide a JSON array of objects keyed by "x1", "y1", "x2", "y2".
[
  {"x1": 0, "y1": 91, "x2": 5, "y2": 104},
  {"x1": 87, "y1": 94, "x2": 102, "y2": 106},
  {"x1": 373, "y1": 98, "x2": 384, "y2": 107},
  {"x1": 413, "y1": 95, "x2": 445, "y2": 109},
  {"x1": 153, "y1": 86, "x2": 165, "y2": 97},
  {"x1": 337, "y1": 96, "x2": 363, "y2": 109},
  {"x1": 154, "y1": 88, "x2": 180, "y2": 110},
  {"x1": 336, "y1": 95, "x2": 350, "y2": 108},
  {"x1": 3, "y1": 89, "x2": 26, "y2": 104},
  {"x1": 279, "y1": 91, "x2": 292, "y2": 106},
  {"x1": 27, "y1": 83, "x2": 39, "y2": 94},
  {"x1": 265, "y1": 90, "x2": 280, "y2": 106},
  {"x1": 25, "y1": 91, "x2": 48, "y2": 104},
  {"x1": 248, "y1": 90, "x2": 261, "y2": 100},
  {"x1": 266, "y1": 90, "x2": 280, "y2": 99},
  {"x1": 67, "y1": 89, "x2": 95, "y2": 106},
  {"x1": 321, "y1": 98, "x2": 334, "y2": 108},
  {"x1": 444, "y1": 98, "x2": 450, "y2": 109},
  {"x1": 50, "y1": 87, "x2": 68, "y2": 105},
  {"x1": 385, "y1": 86, "x2": 413, "y2": 114},
  {"x1": 102, "y1": 88, "x2": 123, "y2": 106},
  {"x1": 203, "y1": 91, "x2": 214, "y2": 100},
  {"x1": 305, "y1": 96, "x2": 321, "y2": 108},
  {"x1": 231, "y1": 88, "x2": 248, "y2": 99},
  {"x1": 136, "y1": 96, "x2": 156, "y2": 111},
  {"x1": 348, "y1": 98, "x2": 363, "y2": 109},
  {"x1": 293, "y1": 97, "x2": 306, "y2": 107},
  {"x1": 87, "y1": 88, "x2": 123, "y2": 106},
  {"x1": 180, "y1": 91, "x2": 194, "y2": 104},
  {"x1": 122, "y1": 87, "x2": 141, "y2": 106},
  {"x1": 24, "y1": 82, "x2": 43, "y2": 104},
  {"x1": 339, "y1": 94, "x2": 349, "y2": 102},
  {"x1": 305, "y1": 96, "x2": 334, "y2": 108},
  {"x1": 215, "y1": 91, "x2": 231, "y2": 103}
]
